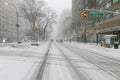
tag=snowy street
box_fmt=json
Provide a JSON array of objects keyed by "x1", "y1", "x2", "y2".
[
  {"x1": 0, "y1": 42, "x2": 120, "y2": 80},
  {"x1": 0, "y1": 0, "x2": 120, "y2": 80}
]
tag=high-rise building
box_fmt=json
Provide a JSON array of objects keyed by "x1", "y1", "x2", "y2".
[
  {"x1": 72, "y1": 0, "x2": 120, "y2": 43},
  {"x1": 0, "y1": 0, "x2": 31, "y2": 42},
  {"x1": 57, "y1": 9, "x2": 72, "y2": 40},
  {"x1": 86, "y1": 0, "x2": 120, "y2": 43}
]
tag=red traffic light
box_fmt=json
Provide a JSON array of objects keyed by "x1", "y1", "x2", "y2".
[{"x1": 81, "y1": 11, "x2": 87, "y2": 19}]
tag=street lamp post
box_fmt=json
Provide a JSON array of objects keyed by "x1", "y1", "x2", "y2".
[
  {"x1": 16, "y1": 12, "x2": 20, "y2": 43},
  {"x1": 4, "y1": 2, "x2": 20, "y2": 43},
  {"x1": 94, "y1": 28, "x2": 99, "y2": 45}
]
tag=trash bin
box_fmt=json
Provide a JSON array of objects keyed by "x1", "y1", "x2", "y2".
[
  {"x1": 101, "y1": 41, "x2": 105, "y2": 47},
  {"x1": 114, "y1": 42, "x2": 119, "y2": 49}
]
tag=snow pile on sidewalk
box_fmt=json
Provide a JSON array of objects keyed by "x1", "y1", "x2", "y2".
[
  {"x1": 10, "y1": 42, "x2": 43, "y2": 48},
  {"x1": 0, "y1": 41, "x2": 44, "y2": 48},
  {"x1": 64, "y1": 42, "x2": 120, "y2": 59}
]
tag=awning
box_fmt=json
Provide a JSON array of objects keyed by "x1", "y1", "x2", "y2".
[{"x1": 98, "y1": 26, "x2": 120, "y2": 34}]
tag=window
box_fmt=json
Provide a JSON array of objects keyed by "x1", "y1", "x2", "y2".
[
  {"x1": 115, "y1": 9, "x2": 120, "y2": 13},
  {"x1": 114, "y1": 8, "x2": 120, "y2": 16},
  {"x1": 100, "y1": 7, "x2": 105, "y2": 10},
  {"x1": 113, "y1": 0, "x2": 119, "y2": 4},
  {"x1": 99, "y1": 0, "x2": 104, "y2": 4},
  {"x1": 85, "y1": 0, "x2": 87, "y2": 4},
  {"x1": 105, "y1": 2, "x2": 112, "y2": 9},
  {"x1": 105, "y1": 14, "x2": 111, "y2": 19}
]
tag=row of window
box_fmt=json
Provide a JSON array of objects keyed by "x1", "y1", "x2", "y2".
[
  {"x1": 99, "y1": 0, "x2": 120, "y2": 10},
  {"x1": 0, "y1": 17, "x2": 15, "y2": 24},
  {"x1": 98, "y1": 0, "x2": 119, "y2": 5},
  {"x1": 103, "y1": 8, "x2": 120, "y2": 20},
  {"x1": 98, "y1": 0, "x2": 105, "y2": 4}
]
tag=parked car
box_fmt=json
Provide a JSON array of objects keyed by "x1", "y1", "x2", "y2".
[
  {"x1": 59, "y1": 40, "x2": 63, "y2": 43},
  {"x1": 18, "y1": 41, "x2": 22, "y2": 44},
  {"x1": 31, "y1": 40, "x2": 39, "y2": 46}
]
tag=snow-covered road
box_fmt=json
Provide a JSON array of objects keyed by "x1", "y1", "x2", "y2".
[
  {"x1": 0, "y1": 42, "x2": 120, "y2": 80},
  {"x1": 42, "y1": 42, "x2": 119, "y2": 80}
]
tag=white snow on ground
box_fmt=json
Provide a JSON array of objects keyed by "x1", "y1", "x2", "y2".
[
  {"x1": 0, "y1": 41, "x2": 119, "y2": 80},
  {"x1": 64, "y1": 42, "x2": 120, "y2": 60},
  {"x1": 42, "y1": 43, "x2": 79, "y2": 80},
  {"x1": 0, "y1": 57, "x2": 34, "y2": 80},
  {"x1": 0, "y1": 42, "x2": 49, "y2": 80},
  {"x1": 58, "y1": 44, "x2": 117, "y2": 80}
]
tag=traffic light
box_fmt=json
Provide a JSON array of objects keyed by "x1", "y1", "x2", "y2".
[{"x1": 81, "y1": 11, "x2": 87, "y2": 19}]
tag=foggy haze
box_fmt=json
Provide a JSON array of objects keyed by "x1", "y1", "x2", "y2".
[{"x1": 44, "y1": 0, "x2": 72, "y2": 39}]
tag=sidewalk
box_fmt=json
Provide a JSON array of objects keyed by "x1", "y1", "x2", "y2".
[
  {"x1": 64, "y1": 42, "x2": 120, "y2": 60},
  {"x1": 0, "y1": 43, "x2": 11, "y2": 47}
]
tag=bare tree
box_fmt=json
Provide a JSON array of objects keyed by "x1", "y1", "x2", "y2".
[
  {"x1": 20, "y1": 0, "x2": 47, "y2": 40},
  {"x1": 20, "y1": 0, "x2": 46, "y2": 29},
  {"x1": 40, "y1": 8, "x2": 57, "y2": 40},
  {"x1": 20, "y1": 0, "x2": 57, "y2": 40}
]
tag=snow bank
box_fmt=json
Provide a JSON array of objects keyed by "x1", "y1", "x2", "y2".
[{"x1": 64, "y1": 42, "x2": 120, "y2": 60}]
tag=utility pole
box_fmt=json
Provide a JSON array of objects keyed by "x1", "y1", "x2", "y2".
[
  {"x1": 16, "y1": 12, "x2": 20, "y2": 43},
  {"x1": 81, "y1": 11, "x2": 87, "y2": 42},
  {"x1": 4, "y1": 2, "x2": 20, "y2": 43}
]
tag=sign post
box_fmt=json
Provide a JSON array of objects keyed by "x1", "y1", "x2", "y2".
[{"x1": 90, "y1": 12, "x2": 104, "y2": 17}]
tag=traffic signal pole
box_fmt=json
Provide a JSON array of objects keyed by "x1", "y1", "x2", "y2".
[
  {"x1": 16, "y1": 12, "x2": 20, "y2": 43},
  {"x1": 84, "y1": 22, "x2": 87, "y2": 42},
  {"x1": 81, "y1": 11, "x2": 87, "y2": 42}
]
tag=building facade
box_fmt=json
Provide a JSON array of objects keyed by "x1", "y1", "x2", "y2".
[
  {"x1": 0, "y1": 0, "x2": 16, "y2": 42},
  {"x1": 57, "y1": 9, "x2": 72, "y2": 40},
  {"x1": 63, "y1": 17, "x2": 72, "y2": 40},
  {"x1": 0, "y1": 0, "x2": 31, "y2": 42},
  {"x1": 86, "y1": 0, "x2": 120, "y2": 44},
  {"x1": 72, "y1": 0, "x2": 120, "y2": 44}
]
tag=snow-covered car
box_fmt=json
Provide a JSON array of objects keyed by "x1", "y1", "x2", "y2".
[{"x1": 31, "y1": 40, "x2": 39, "y2": 46}]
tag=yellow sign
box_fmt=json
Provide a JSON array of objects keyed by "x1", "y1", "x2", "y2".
[{"x1": 34, "y1": 23, "x2": 40, "y2": 30}]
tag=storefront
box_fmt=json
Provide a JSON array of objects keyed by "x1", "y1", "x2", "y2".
[{"x1": 99, "y1": 29, "x2": 120, "y2": 45}]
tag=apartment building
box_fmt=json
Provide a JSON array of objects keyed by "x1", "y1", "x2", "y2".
[
  {"x1": 86, "y1": 0, "x2": 120, "y2": 43},
  {"x1": 0, "y1": 1, "x2": 16, "y2": 42},
  {"x1": 0, "y1": 0, "x2": 31, "y2": 42}
]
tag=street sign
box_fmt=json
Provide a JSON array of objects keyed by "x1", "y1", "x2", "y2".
[{"x1": 90, "y1": 12, "x2": 104, "y2": 17}]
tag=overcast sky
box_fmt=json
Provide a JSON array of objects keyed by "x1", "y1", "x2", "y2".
[
  {"x1": 44, "y1": 0, "x2": 72, "y2": 39},
  {"x1": 44, "y1": 0, "x2": 71, "y2": 15}
]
